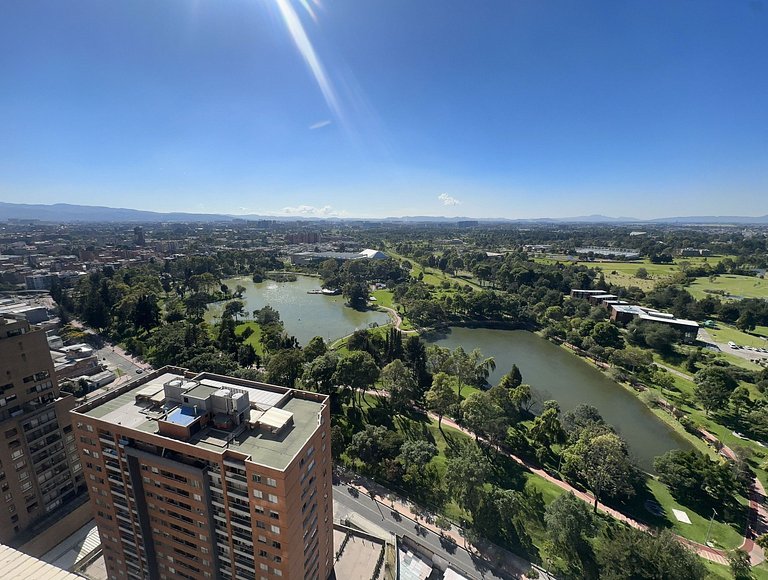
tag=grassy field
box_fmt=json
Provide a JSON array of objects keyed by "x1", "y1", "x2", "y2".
[
  {"x1": 641, "y1": 478, "x2": 745, "y2": 550},
  {"x1": 235, "y1": 321, "x2": 264, "y2": 356},
  {"x1": 688, "y1": 274, "x2": 768, "y2": 301},
  {"x1": 371, "y1": 289, "x2": 394, "y2": 308},
  {"x1": 540, "y1": 255, "x2": 738, "y2": 293},
  {"x1": 705, "y1": 560, "x2": 768, "y2": 580},
  {"x1": 706, "y1": 323, "x2": 768, "y2": 349}
]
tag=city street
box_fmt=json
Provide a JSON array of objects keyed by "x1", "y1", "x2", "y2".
[{"x1": 333, "y1": 483, "x2": 544, "y2": 580}]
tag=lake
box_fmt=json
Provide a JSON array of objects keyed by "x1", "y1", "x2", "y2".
[
  {"x1": 205, "y1": 276, "x2": 390, "y2": 346},
  {"x1": 424, "y1": 326, "x2": 692, "y2": 470}
]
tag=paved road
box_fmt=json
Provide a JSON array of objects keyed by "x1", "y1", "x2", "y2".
[
  {"x1": 96, "y1": 345, "x2": 144, "y2": 377},
  {"x1": 333, "y1": 484, "x2": 543, "y2": 580}
]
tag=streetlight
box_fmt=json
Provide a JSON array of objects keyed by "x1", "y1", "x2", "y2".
[{"x1": 704, "y1": 508, "x2": 717, "y2": 547}]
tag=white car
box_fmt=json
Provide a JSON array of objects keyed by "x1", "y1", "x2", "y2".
[{"x1": 728, "y1": 341, "x2": 738, "y2": 349}]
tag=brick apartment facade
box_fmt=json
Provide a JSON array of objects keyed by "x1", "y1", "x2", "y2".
[
  {"x1": 71, "y1": 368, "x2": 334, "y2": 580},
  {"x1": 0, "y1": 314, "x2": 87, "y2": 544}
]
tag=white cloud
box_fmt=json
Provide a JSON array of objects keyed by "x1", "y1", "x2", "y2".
[
  {"x1": 309, "y1": 120, "x2": 332, "y2": 130},
  {"x1": 282, "y1": 204, "x2": 340, "y2": 217},
  {"x1": 438, "y1": 193, "x2": 460, "y2": 206}
]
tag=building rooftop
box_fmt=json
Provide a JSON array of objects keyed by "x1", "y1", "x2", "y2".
[
  {"x1": 0, "y1": 543, "x2": 82, "y2": 580},
  {"x1": 76, "y1": 370, "x2": 327, "y2": 471}
]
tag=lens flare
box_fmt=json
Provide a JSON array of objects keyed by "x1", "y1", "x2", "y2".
[{"x1": 274, "y1": 0, "x2": 342, "y2": 121}]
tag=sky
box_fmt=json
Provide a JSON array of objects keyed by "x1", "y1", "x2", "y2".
[{"x1": 1, "y1": 0, "x2": 767, "y2": 219}]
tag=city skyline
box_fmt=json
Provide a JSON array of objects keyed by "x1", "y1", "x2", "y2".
[{"x1": 1, "y1": 0, "x2": 767, "y2": 218}]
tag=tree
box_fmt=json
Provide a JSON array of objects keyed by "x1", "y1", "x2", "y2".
[
  {"x1": 596, "y1": 527, "x2": 706, "y2": 580},
  {"x1": 654, "y1": 449, "x2": 737, "y2": 510},
  {"x1": 728, "y1": 549, "x2": 753, "y2": 580},
  {"x1": 334, "y1": 351, "x2": 380, "y2": 407},
  {"x1": 303, "y1": 336, "x2": 327, "y2": 362},
  {"x1": 254, "y1": 305, "x2": 281, "y2": 326},
  {"x1": 398, "y1": 439, "x2": 437, "y2": 482},
  {"x1": 379, "y1": 359, "x2": 417, "y2": 413},
  {"x1": 529, "y1": 407, "x2": 565, "y2": 459},
  {"x1": 635, "y1": 267, "x2": 649, "y2": 279},
  {"x1": 301, "y1": 352, "x2": 339, "y2": 394},
  {"x1": 694, "y1": 366, "x2": 737, "y2": 416},
  {"x1": 610, "y1": 347, "x2": 653, "y2": 373},
  {"x1": 346, "y1": 425, "x2": 404, "y2": 467},
  {"x1": 265, "y1": 349, "x2": 305, "y2": 388},
  {"x1": 562, "y1": 404, "x2": 610, "y2": 441},
  {"x1": 730, "y1": 385, "x2": 752, "y2": 423},
  {"x1": 343, "y1": 281, "x2": 369, "y2": 307},
  {"x1": 444, "y1": 443, "x2": 491, "y2": 516},
  {"x1": 544, "y1": 492, "x2": 596, "y2": 573},
  {"x1": 403, "y1": 335, "x2": 431, "y2": 394},
  {"x1": 590, "y1": 321, "x2": 624, "y2": 349},
  {"x1": 499, "y1": 365, "x2": 523, "y2": 389},
  {"x1": 237, "y1": 343, "x2": 258, "y2": 367},
  {"x1": 461, "y1": 392, "x2": 506, "y2": 443},
  {"x1": 223, "y1": 299, "x2": 245, "y2": 322},
  {"x1": 425, "y1": 372, "x2": 460, "y2": 433},
  {"x1": 563, "y1": 431, "x2": 636, "y2": 512}
]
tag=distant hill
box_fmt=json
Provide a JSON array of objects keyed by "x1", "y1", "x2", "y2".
[
  {"x1": 0, "y1": 201, "x2": 766, "y2": 225},
  {"x1": 0, "y1": 202, "x2": 233, "y2": 223}
]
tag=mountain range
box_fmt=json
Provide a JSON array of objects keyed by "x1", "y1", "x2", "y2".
[{"x1": 1, "y1": 202, "x2": 767, "y2": 225}]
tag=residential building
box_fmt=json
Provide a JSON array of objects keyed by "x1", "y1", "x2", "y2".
[
  {"x1": 0, "y1": 314, "x2": 87, "y2": 545},
  {"x1": 71, "y1": 368, "x2": 334, "y2": 580}
]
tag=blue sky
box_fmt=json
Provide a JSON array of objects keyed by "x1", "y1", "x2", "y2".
[{"x1": 1, "y1": 0, "x2": 766, "y2": 219}]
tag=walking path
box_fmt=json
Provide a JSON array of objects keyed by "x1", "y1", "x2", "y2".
[
  {"x1": 435, "y1": 412, "x2": 746, "y2": 566},
  {"x1": 335, "y1": 469, "x2": 548, "y2": 579},
  {"x1": 379, "y1": 305, "x2": 419, "y2": 334},
  {"x1": 362, "y1": 388, "x2": 764, "y2": 567},
  {"x1": 653, "y1": 361, "x2": 694, "y2": 381}
]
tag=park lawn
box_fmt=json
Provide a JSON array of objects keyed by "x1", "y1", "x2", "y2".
[
  {"x1": 235, "y1": 322, "x2": 264, "y2": 356},
  {"x1": 641, "y1": 478, "x2": 745, "y2": 550},
  {"x1": 371, "y1": 289, "x2": 394, "y2": 308},
  {"x1": 705, "y1": 560, "x2": 768, "y2": 580},
  {"x1": 688, "y1": 274, "x2": 768, "y2": 301},
  {"x1": 707, "y1": 323, "x2": 768, "y2": 349}
]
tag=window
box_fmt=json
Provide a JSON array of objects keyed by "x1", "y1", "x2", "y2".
[
  {"x1": 270, "y1": 511, "x2": 279, "y2": 520},
  {"x1": 273, "y1": 569, "x2": 282, "y2": 577},
  {"x1": 5, "y1": 428, "x2": 17, "y2": 439},
  {"x1": 270, "y1": 525, "x2": 280, "y2": 534},
  {"x1": 266, "y1": 478, "x2": 277, "y2": 487},
  {"x1": 252, "y1": 474, "x2": 261, "y2": 484},
  {"x1": 253, "y1": 490, "x2": 263, "y2": 499},
  {"x1": 4, "y1": 493, "x2": 12, "y2": 503},
  {"x1": 268, "y1": 494, "x2": 278, "y2": 504},
  {"x1": 10, "y1": 450, "x2": 23, "y2": 460}
]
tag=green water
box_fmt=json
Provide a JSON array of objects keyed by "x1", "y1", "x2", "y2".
[
  {"x1": 425, "y1": 327, "x2": 692, "y2": 470},
  {"x1": 205, "y1": 276, "x2": 390, "y2": 346}
]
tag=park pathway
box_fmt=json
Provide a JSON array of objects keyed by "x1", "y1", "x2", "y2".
[{"x1": 361, "y1": 389, "x2": 763, "y2": 567}]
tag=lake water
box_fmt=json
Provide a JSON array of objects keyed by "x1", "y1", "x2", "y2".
[
  {"x1": 205, "y1": 276, "x2": 390, "y2": 346},
  {"x1": 424, "y1": 327, "x2": 692, "y2": 470}
]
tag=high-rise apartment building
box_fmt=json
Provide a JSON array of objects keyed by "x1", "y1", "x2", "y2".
[
  {"x1": 71, "y1": 367, "x2": 334, "y2": 580},
  {"x1": 0, "y1": 314, "x2": 87, "y2": 544}
]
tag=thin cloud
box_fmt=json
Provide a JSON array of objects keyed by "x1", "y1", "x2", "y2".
[
  {"x1": 282, "y1": 204, "x2": 339, "y2": 217},
  {"x1": 438, "y1": 193, "x2": 461, "y2": 206},
  {"x1": 309, "y1": 120, "x2": 332, "y2": 130}
]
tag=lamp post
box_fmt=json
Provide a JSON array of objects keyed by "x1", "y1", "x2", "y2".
[{"x1": 705, "y1": 508, "x2": 717, "y2": 547}]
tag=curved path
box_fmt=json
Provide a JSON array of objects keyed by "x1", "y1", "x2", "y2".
[
  {"x1": 362, "y1": 389, "x2": 764, "y2": 567},
  {"x1": 378, "y1": 306, "x2": 419, "y2": 334}
]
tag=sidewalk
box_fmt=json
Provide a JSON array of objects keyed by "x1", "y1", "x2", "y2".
[{"x1": 336, "y1": 469, "x2": 545, "y2": 579}]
